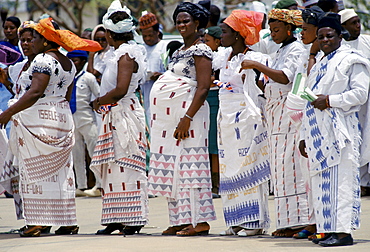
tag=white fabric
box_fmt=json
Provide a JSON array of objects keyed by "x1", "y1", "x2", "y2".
[
  {"x1": 301, "y1": 45, "x2": 370, "y2": 233},
  {"x1": 102, "y1": 0, "x2": 135, "y2": 33},
  {"x1": 339, "y1": 9, "x2": 358, "y2": 24},
  {"x1": 100, "y1": 41, "x2": 146, "y2": 96},
  {"x1": 265, "y1": 40, "x2": 310, "y2": 229}
]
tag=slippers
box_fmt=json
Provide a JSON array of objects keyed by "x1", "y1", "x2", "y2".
[{"x1": 293, "y1": 224, "x2": 316, "y2": 239}]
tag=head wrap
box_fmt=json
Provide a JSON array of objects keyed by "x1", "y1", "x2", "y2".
[
  {"x1": 198, "y1": 0, "x2": 211, "y2": 11},
  {"x1": 91, "y1": 24, "x2": 105, "y2": 40},
  {"x1": 205, "y1": 26, "x2": 222, "y2": 39},
  {"x1": 66, "y1": 50, "x2": 89, "y2": 59},
  {"x1": 224, "y1": 10, "x2": 264, "y2": 45},
  {"x1": 173, "y1": 2, "x2": 210, "y2": 29},
  {"x1": 33, "y1": 18, "x2": 102, "y2": 52},
  {"x1": 84, "y1": 28, "x2": 93, "y2": 32},
  {"x1": 3, "y1": 16, "x2": 21, "y2": 28},
  {"x1": 275, "y1": 0, "x2": 298, "y2": 9},
  {"x1": 268, "y1": 8, "x2": 303, "y2": 26},
  {"x1": 317, "y1": 15, "x2": 342, "y2": 35},
  {"x1": 338, "y1": 9, "x2": 357, "y2": 24},
  {"x1": 302, "y1": 6, "x2": 325, "y2": 26},
  {"x1": 139, "y1": 11, "x2": 158, "y2": 30},
  {"x1": 303, "y1": 0, "x2": 319, "y2": 7},
  {"x1": 251, "y1": 1, "x2": 267, "y2": 14},
  {"x1": 102, "y1": 0, "x2": 135, "y2": 33},
  {"x1": 0, "y1": 44, "x2": 21, "y2": 65},
  {"x1": 17, "y1": 20, "x2": 36, "y2": 36}
]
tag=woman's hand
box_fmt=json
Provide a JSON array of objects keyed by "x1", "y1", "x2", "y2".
[
  {"x1": 311, "y1": 94, "x2": 329, "y2": 111},
  {"x1": 299, "y1": 140, "x2": 308, "y2": 158},
  {"x1": 0, "y1": 110, "x2": 13, "y2": 129},
  {"x1": 240, "y1": 60, "x2": 255, "y2": 72},
  {"x1": 92, "y1": 98, "x2": 101, "y2": 113},
  {"x1": 173, "y1": 117, "x2": 191, "y2": 141}
]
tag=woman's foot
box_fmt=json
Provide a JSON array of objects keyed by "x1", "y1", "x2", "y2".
[
  {"x1": 19, "y1": 226, "x2": 43, "y2": 237},
  {"x1": 237, "y1": 229, "x2": 264, "y2": 237},
  {"x1": 120, "y1": 225, "x2": 143, "y2": 236},
  {"x1": 96, "y1": 223, "x2": 124, "y2": 235},
  {"x1": 176, "y1": 222, "x2": 210, "y2": 236},
  {"x1": 293, "y1": 224, "x2": 316, "y2": 239},
  {"x1": 272, "y1": 227, "x2": 304, "y2": 238},
  {"x1": 219, "y1": 226, "x2": 243, "y2": 236},
  {"x1": 162, "y1": 224, "x2": 189, "y2": 235},
  {"x1": 55, "y1": 225, "x2": 79, "y2": 235},
  {"x1": 19, "y1": 225, "x2": 51, "y2": 234}
]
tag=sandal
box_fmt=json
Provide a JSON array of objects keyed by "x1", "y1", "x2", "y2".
[
  {"x1": 55, "y1": 225, "x2": 79, "y2": 235},
  {"x1": 162, "y1": 224, "x2": 189, "y2": 235},
  {"x1": 19, "y1": 226, "x2": 43, "y2": 237},
  {"x1": 293, "y1": 224, "x2": 316, "y2": 239},
  {"x1": 176, "y1": 222, "x2": 210, "y2": 236},
  {"x1": 272, "y1": 227, "x2": 304, "y2": 238},
  {"x1": 120, "y1": 225, "x2": 143, "y2": 236},
  {"x1": 308, "y1": 233, "x2": 326, "y2": 240},
  {"x1": 219, "y1": 226, "x2": 243, "y2": 236}
]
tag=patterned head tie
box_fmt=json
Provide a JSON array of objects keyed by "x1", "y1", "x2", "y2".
[
  {"x1": 268, "y1": 8, "x2": 303, "y2": 27},
  {"x1": 102, "y1": 0, "x2": 135, "y2": 33},
  {"x1": 172, "y1": 2, "x2": 210, "y2": 29},
  {"x1": 17, "y1": 21, "x2": 36, "y2": 36},
  {"x1": 33, "y1": 18, "x2": 102, "y2": 52},
  {"x1": 224, "y1": 10, "x2": 264, "y2": 46}
]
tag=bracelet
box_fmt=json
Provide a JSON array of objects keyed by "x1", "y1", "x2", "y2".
[
  {"x1": 326, "y1": 95, "x2": 330, "y2": 108},
  {"x1": 184, "y1": 114, "x2": 193, "y2": 121},
  {"x1": 309, "y1": 53, "x2": 317, "y2": 56}
]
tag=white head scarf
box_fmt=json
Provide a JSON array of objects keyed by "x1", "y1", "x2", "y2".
[{"x1": 103, "y1": 0, "x2": 135, "y2": 33}]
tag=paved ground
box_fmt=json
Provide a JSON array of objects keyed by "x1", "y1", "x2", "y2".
[{"x1": 1, "y1": 194, "x2": 369, "y2": 252}]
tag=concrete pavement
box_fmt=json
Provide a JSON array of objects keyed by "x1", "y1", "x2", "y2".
[{"x1": 1, "y1": 194, "x2": 370, "y2": 252}]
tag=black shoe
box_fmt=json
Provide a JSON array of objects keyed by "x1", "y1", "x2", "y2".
[
  {"x1": 312, "y1": 233, "x2": 332, "y2": 244},
  {"x1": 55, "y1": 226, "x2": 79, "y2": 235},
  {"x1": 121, "y1": 225, "x2": 143, "y2": 236},
  {"x1": 319, "y1": 233, "x2": 353, "y2": 247},
  {"x1": 96, "y1": 223, "x2": 124, "y2": 235}
]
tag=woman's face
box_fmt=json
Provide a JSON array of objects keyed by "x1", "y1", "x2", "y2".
[
  {"x1": 301, "y1": 22, "x2": 317, "y2": 45},
  {"x1": 220, "y1": 23, "x2": 236, "y2": 48},
  {"x1": 176, "y1": 12, "x2": 198, "y2": 39},
  {"x1": 20, "y1": 31, "x2": 35, "y2": 57},
  {"x1": 204, "y1": 33, "x2": 220, "y2": 51},
  {"x1": 317, "y1": 27, "x2": 341, "y2": 55},
  {"x1": 94, "y1": 30, "x2": 108, "y2": 49},
  {"x1": 3, "y1": 21, "x2": 18, "y2": 40},
  {"x1": 31, "y1": 31, "x2": 46, "y2": 54},
  {"x1": 269, "y1": 20, "x2": 290, "y2": 44}
]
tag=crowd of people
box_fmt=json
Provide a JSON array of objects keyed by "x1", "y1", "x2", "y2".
[{"x1": 0, "y1": 0, "x2": 369, "y2": 247}]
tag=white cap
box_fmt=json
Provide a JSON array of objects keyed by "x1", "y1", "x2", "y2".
[
  {"x1": 303, "y1": 0, "x2": 319, "y2": 7},
  {"x1": 251, "y1": 1, "x2": 267, "y2": 14},
  {"x1": 338, "y1": 9, "x2": 358, "y2": 24}
]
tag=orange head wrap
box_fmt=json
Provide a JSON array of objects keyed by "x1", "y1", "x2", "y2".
[
  {"x1": 268, "y1": 9, "x2": 303, "y2": 27},
  {"x1": 33, "y1": 18, "x2": 102, "y2": 52},
  {"x1": 224, "y1": 10, "x2": 264, "y2": 46}
]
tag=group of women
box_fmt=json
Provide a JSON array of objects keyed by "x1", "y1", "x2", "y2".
[{"x1": 0, "y1": 0, "x2": 368, "y2": 247}]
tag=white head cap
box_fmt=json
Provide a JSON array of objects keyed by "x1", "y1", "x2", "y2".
[
  {"x1": 251, "y1": 1, "x2": 267, "y2": 14},
  {"x1": 102, "y1": 0, "x2": 135, "y2": 33},
  {"x1": 338, "y1": 9, "x2": 358, "y2": 24}
]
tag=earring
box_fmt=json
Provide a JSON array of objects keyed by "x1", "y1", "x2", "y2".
[
  {"x1": 236, "y1": 37, "x2": 238, "y2": 41},
  {"x1": 43, "y1": 42, "x2": 48, "y2": 47},
  {"x1": 287, "y1": 30, "x2": 291, "y2": 36},
  {"x1": 195, "y1": 29, "x2": 198, "y2": 33}
]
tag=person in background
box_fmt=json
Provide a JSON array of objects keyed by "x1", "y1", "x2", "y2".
[
  {"x1": 317, "y1": 0, "x2": 339, "y2": 13},
  {"x1": 90, "y1": 0, "x2": 149, "y2": 236},
  {"x1": 214, "y1": 10, "x2": 271, "y2": 237},
  {"x1": 66, "y1": 50, "x2": 101, "y2": 197},
  {"x1": 241, "y1": 8, "x2": 310, "y2": 238},
  {"x1": 275, "y1": 0, "x2": 298, "y2": 10},
  {"x1": 0, "y1": 21, "x2": 37, "y2": 223},
  {"x1": 138, "y1": 11, "x2": 167, "y2": 125},
  {"x1": 0, "y1": 17, "x2": 101, "y2": 237},
  {"x1": 166, "y1": 40, "x2": 183, "y2": 63},
  {"x1": 299, "y1": 15, "x2": 370, "y2": 247},
  {"x1": 302, "y1": 0, "x2": 319, "y2": 8},
  {"x1": 81, "y1": 28, "x2": 93, "y2": 40},
  {"x1": 204, "y1": 26, "x2": 222, "y2": 199},
  {"x1": 87, "y1": 24, "x2": 110, "y2": 82},
  {"x1": 339, "y1": 8, "x2": 370, "y2": 197},
  {"x1": 148, "y1": 1, "x2": 216, "y2": 236}
]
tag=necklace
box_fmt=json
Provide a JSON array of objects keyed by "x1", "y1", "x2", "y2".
[
  {"x1": 182, "y1": 37, "x2": 200, "y2": 50},
  {"x1": 44, "y1": 48, "x2": 59, "y2": 53}
]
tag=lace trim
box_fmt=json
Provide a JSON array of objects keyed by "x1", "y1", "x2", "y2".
[{"x1": 173, "y1": 43, "x2": 213, "y2": 60}]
